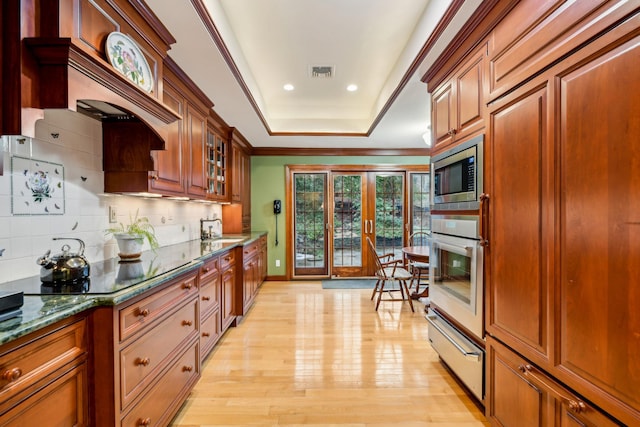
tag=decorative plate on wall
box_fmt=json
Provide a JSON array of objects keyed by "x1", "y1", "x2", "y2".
[{"x1": 105, "y1": 31, "x2": 153, "y2": 93}]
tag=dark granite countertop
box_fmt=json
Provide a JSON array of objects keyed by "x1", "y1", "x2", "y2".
[{"x1": 0, "y1": 232, "x2": 266, "y2": 346}]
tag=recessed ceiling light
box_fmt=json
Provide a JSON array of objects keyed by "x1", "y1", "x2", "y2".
[
  {"x1": 346, "y1": 84, "x2": 358, "y2": 92},
  {"x1": 283, "y1": 84, "x2": 295, "y2": 91}
]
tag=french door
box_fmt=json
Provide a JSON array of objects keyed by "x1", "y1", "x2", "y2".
[{"x1": 291, "y1": 169, "x2": 408, "y2": 278}]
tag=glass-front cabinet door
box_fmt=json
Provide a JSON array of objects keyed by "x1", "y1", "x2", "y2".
[{"x1": 206, "y1": 129, "x2": 227, "y2": 200}]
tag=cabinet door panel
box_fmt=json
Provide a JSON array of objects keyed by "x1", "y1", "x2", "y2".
[
  {"x1": 558, "y1": 34, "x2": 640, "y2": 417},
  {"x1": 432, "y1": 82, "x2": 453, "y2": 148},
  {"x1": 186, "y1": 105, "x2": 207, "y2": 198},
  {"x1": 153, "y1": 81, "x2": 185, "y2": 194},
  {"x1": 487, "y1": 84, "x2": 551, "y2": 359},
  {"x1": 457, "y1": 50, "x2": 484, "y2": 130}
]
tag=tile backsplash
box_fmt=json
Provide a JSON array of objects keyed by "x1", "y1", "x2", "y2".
[{"x1": 0, "y1": 109, "x2": 222, "y2": 283}]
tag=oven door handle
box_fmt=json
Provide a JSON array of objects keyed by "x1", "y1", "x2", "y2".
[
  {"x1": 432, "y1": 241, "x2": 474, "y2": 256},
  {"x1": 426, "y1": 314, "x2": 481, "y2": 361}
]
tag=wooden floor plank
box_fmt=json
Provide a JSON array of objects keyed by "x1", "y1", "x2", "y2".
[{"x1": 170, "y1": 281, "x2": 489, "y2": 426}]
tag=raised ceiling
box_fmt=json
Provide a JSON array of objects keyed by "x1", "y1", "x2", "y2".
[{"x1": 145, "y1": 0, "x2": 483, "y2": 150}]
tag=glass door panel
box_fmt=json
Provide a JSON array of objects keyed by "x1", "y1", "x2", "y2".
[
  {"x1": 372, "y1": 174, "x2": 405, "y2": 262},
  {"x1": 331, "y1": 173, "x2": 367, "y2": 277},
  {"x1": 410, "y1": 172, "x2": 431, "y2": 242},
  {"x1": 293, "y1": 173, "x2": 328, "y2": 276}
]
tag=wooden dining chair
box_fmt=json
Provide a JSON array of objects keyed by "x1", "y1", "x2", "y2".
[
  {"x1": 366, "y1": 237, "x2": 414, "y2": 312},
  {"x1": 407, "y1": 231, "x2": 430, "y2": 295}
]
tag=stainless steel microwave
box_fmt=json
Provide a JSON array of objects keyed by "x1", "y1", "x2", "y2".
[{"x1": 431, "y1": 134, "x2": 483, "y2": 210}]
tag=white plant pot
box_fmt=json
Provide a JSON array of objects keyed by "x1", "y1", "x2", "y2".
[
  {"x1": 114, "y1": 233, "x2": 144, "y2": 261},
  {"x1": 116, "y1": 259, "x2": 144, "y2": 282}
]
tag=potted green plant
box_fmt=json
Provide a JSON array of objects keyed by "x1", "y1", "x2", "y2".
[{"x1": 105, "y1": 210, "x2": 159, "y2": 260}]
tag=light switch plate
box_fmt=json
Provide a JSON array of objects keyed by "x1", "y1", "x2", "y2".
[{"x1": 109, "y1": 206, "x2": 117, "y2": 223}]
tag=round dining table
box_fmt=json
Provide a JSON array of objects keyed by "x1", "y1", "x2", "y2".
[{"x1": 401, "y1": 246, "x2": 430, "y2": 299}]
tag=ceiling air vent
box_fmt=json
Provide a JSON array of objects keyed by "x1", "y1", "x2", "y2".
[{"x1": 310, "y1": 65, "x2": 334, "y2": 78}]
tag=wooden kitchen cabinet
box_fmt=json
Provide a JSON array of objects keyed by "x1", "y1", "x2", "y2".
[
  {"x1": 220, "y1": 248, "x2": 237, "y2": 331},
  {"x1": 430, "y1": 45, "x2": 486, "y2": 154},
  {"x1": 0, "y1": 316, "x2": 88, "y2": 425},
  {"x1": 482, "y1": 1, "x2": 640, "y2": 425},
  {"x1": 91, "y1": 269, "x2": 200, "y2": 426},
  {"x1": 103, "y1": 57, "x2": 214, "y2": 200},
  {"x1": 199, "y1": 255, "x2": 222, "y2": 362},
  {"x1": 206, "y1": 110, "x2": 231, "y2": 202},
  {"x1": 486, "y1": 336, "x2": 620, "y2": 427},
  {"x1": 485, "y1": 83, "x2": 551, "y2": 361},
  {"x1": 238, "y1": 235, "x2": 268, "y2": 318},
  {"x1": 223, "y1": 128, "x2": 252, "y2": 234}
]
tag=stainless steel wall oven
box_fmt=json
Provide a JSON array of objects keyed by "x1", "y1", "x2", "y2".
[{"x1": 426, "y1": 214, "x2": 484, "y2": 402}]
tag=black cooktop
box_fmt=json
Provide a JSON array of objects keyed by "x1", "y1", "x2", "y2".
[{"x1": 1, "y1": 244, "x2": 195, "y2": 296}]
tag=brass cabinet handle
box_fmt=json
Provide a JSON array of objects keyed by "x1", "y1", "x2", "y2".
[
  {"x1": 202, "y1": 332, "x2": 211, "y2": 337},
  {"x1": 182, "y1": 366, "x2": 193, "y2": 372},
  {"x1": 137, "y1": 417, "x2": 151, "y2": 426},
  {"x1": 202, "y1": 296, "x2": 211, "y2": 301},
  {"x1": 2, "y1": 368, "x2": 22, "y2": 382},
  {"x1": 182, "y1": 282, "x2": 193, "y2": 290},
  {"x1": 138, "y1": 308, "x2": 150, "y2": 317},
  {"x1": 182, "y1": 320, "x2": 193, "y2": 326},
  {"x1": 518, "y1": 364, "x2": 586, "y2": 413},
  {"x1": 135, "y1": 357, "x2": 151, "y2": 367},
  {"x1": 203, "y1": 267, "x2": 210, "y2": 273}
]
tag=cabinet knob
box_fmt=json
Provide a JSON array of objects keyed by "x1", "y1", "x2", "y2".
[
  {"x1": 2, "y1": 367, "x2": 22, "y2": 382},
  {"x1": 136, "y1": 357, "x2": 151, "y2": 367},
  {"x1": 182, "y1": 282, "x2": 193, "y2": 290},
  {"x1": 203, "y1": 267, "x2": 210, "y2": 273},
  {"x1": 202, "y1": 332, "x2": 211, "y2": 337},
  {"x1": 202, "y1": 296, "x2": 211, "y2": 301},
  {"x1": 137, "y1": 417, "x2": 151, "y2": 426},
  {"x1": 138, "y1": 308, "x2": 150, "y2": 317},
  {"x1": 182, "y1": 366, "x2": 193, "y2": 372},
  {"x1": 182, "y1": 320, "x2": 194, "y2": 326}
]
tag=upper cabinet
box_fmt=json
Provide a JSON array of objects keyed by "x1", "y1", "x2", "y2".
[
  {"x1": 222, "y1": 128, "x2": 251, "y2": 234},
  {"x1": 206, "y1": 110, "x2": 231, "y2": 202},
  {"x1": 430, "y1": 45, "x2": 486, "y2": 153},
  {"x1": 104, "y1": 58, "x2": 215, "y2": 200}
]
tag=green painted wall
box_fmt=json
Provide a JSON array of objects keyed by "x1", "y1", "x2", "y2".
[{"x1": 250, "y1": 155, "x2": 430, "y2": 277}]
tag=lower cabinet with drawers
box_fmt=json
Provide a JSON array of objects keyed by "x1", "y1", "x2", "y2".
[
  {"x1": 237, "y1": 235, "x2": 267, "y2": 318},
  {"x1": 91, "y1": 269, "x2": 201, "y2": 426},
  {"x1": 0, "y1": 315, "x2": 88, "y2": 426}
]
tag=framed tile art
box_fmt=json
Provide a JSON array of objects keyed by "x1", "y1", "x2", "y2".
[{"x1": 11, "y1": 156, "x2": 65, "y2": 215}]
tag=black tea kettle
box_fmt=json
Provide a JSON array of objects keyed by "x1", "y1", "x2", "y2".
[{"x1": 37, "y1": 238, "x2": 90, "y2": 284}]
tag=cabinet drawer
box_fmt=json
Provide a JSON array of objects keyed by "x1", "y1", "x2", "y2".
[
  {"x1": 120, "y1": 298, "x2": 198, "y2": 409},
  {"x1": 199, "y1": 274, "x2": 220, "y2": 318},
  {"x1": 119, "y1": 272, "x2": 198, "y2": 342},
  {"x1": 121, "y1": 341, "x2": 199, "y2": 427},
  {"x1": 0, "y1": 362, "x2": 88, "y2": 426},
  {"x1": 199, "y1": 256, "x2": 219, "y2": 282},
  {"x1": 200, "y1": 309, "x2": 221, "y2": 362},
  {"x1": 219, "y1": 249, "x2": 235, "y2": 269},
  {"x1": 0, "y1": 318, "x2": 86, "y2": 403},
  {"x1": 487, "y1": 336, "x2": 621, "y2": 427},
  {"x1": 243, "y1": 240, "x2": 259, "y2": 258}
]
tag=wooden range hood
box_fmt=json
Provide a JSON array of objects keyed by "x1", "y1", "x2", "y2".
[{"x1": 2, "y1": 0, "x2": 179, "y2": 148}]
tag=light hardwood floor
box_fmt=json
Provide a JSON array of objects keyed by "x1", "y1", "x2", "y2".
[{"x1": 170, "y1": 281, "x2": 490, "y2": 426}]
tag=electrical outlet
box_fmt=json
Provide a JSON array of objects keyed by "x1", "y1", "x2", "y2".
[
  {"x1": 275, "y1": 259, "x2": 281, "y2": 267},
  {"x1": 109, "y1": 206, "x2": 117, "y2": 223}
]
